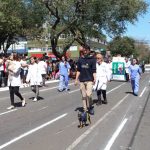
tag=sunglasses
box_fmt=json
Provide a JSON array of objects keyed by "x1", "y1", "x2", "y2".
[{"x1": 96, "y1": 57, "x2": 102, "y2": 59}]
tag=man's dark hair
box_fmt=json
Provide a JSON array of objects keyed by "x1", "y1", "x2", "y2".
[{"x1": 83, "y1": 45, "x2": 90, "y2": 51}]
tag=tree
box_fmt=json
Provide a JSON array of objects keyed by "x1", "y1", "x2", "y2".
[
  {"x1": 43, "y1": 0, "x2": 148, "y2": 58},
  {"x1": 135, "y1": 40, "x2": 150, "y2": 63},
  {"x1": 0, "y1": 0, "x2": 47, "y2": 54},
  {"x1": 108, "y1": 36, "x2": 137, "y2": 57}
]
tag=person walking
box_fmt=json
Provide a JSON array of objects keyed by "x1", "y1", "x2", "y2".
[
  {"x1": 93, "y1": 54, "x2": 110, "y2": 105},
  {"x1": 7, "y1": 54, "x2": 26, "y2": 110},
  {"x1": 38, "y1": 58, "x2": 47, "y2": 87},
  {"x1": 26, "y1": 57, "x2": 42, "y2": 102},
  {"x1": 58, "y1": 56, "x2": 71, "y2": 92},
  {"x1": 129, "y1": 58, "x2": 142, "y2": 96},
  {"x1": 0, "y1": 56, "x2": 4, "y2": 87},
  {"x1": 20, "y1": 56, "x2": 28, "y2": 87},
  {"x1": 75, "y1": 45, "x2": 96, "y2": 112},
  {"x1": 125, "y1": 57, "x2": 131, "y2": 82}
]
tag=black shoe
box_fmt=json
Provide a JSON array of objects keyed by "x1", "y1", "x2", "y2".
[
  {"x1": 65, "y1": 88, "x2": 70, "y2": 91},
  {"x1": 58, "y1": 89, "x2": 63, "y2": 92},
  {"x1": 88, "y1": 106, "x2": 94, "y2": 115},
  {"x1": 103, "y1": 99, "x2": 108, "y2": 104},
  {"x1": 96, "y1": 100, "x2": 102, "y2": 106}
]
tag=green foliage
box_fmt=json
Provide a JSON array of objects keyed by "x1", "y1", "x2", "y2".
[
  {"x1": 43, "y1": 0, "x2": 148, "y2": 57},
  {"x1": 108, "y1": 36, "x2": 137, "y2": 57},
  {"x1": 0, "y1": 0, "x2": 47, "y2": 53}
]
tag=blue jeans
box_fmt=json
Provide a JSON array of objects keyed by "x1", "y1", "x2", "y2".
[
  {"x1": 58, "y1": 74, "x2": 69, "y2": 91},
  {"x1": 131, "y1": 78, "x2": 139, "y2": 95}
]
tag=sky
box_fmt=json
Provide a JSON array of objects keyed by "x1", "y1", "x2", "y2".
[{"x1": 125, "y1": 0, "x2": 150, "y2": 44}]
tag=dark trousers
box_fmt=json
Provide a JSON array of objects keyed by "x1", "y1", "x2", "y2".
[
  {"x1": 9, "y1": 86, "x2": 24, "y2": 106},
  {"x1": 21, "y1": 69, "x2": 28, "y2": 84},
  {"x1": 0, "y1": 71, "x2": 4, "y2": 87},
  {"x1": 125, "y1": 72, "x2": 129, "y2": 81},
  {"x1": 3, "y1": 72, "x2": 8, "y2": 86},
  {"x1": 97, "y1": 89, "x2": 106, "y2": 100},
  {"x1": 42, "y1": 74, "x2": 46, "y2": 86}
]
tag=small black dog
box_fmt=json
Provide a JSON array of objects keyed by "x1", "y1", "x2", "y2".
[{"x1": 78, "y1": 111, "x2": 91, "y2": 128}]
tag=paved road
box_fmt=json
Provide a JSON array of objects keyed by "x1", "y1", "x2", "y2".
[{"x1": 0, "y1": 73, "x2": 150, "y2": 150}]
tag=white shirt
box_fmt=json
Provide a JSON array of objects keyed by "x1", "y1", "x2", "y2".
[
  {"x1": 0, "y1": 59, "x2": 4, "y2": 71},
  {"x1": 7, "y1": 61, "x2": 22, "y2": 87},
  {"x1": 20, "y1": 60, "x2": 28, "y2": 70},
  {"x1": 38, "y1": 61, "x2": 47, "y2": 74},
  {"x1": 125, "y1": 61, "x2": 131, "y2": 73},
  {"x1": 93, "y1": 62, "x2": 110, "y2": 90},
  {"x1": 26, "y1": 63, "x2": 42, "y2": 86}
]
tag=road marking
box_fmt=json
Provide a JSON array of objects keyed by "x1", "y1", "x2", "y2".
[
  {"x1": 38, "y1": 106, "x2": 48, "y2": 111},
  {"x1": 0, "y1": 113, "x2": 67, "y2": 150},
  {"x1": 0, "y1": 109, "x2": 17, "y2": 116},
  {"x1": 0, "y1": 80, "x2": 59, "y2": 92},
  {"x1": 0, "y1": 83, "x2": 74, "y2": 101},
  {"x1": 107, "y1": 83, "x2": 126, "y2": 94},
  {"x1": 68, "y1": 83, "x2": 125, "y2": 94},
  {"x1": 139, "y1": 87, "x2": 147, "y2": 97},
  {"x1": 104, "y1": 118, "x2": 128, "y2": 150},
  {"x1": 69, "y1": 89, "x2": 80, "y2": 94},
  {"x1": 66, "y1": 94, "x2": 129, "y2": 150}
]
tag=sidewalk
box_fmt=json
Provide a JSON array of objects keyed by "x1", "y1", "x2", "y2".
[{"x1": 0, "y1": 80, "x2": 59, "y2": 92}]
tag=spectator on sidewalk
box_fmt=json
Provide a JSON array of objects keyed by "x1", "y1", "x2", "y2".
[
  {"x1": 26, "y1": 57, "x2": 42, "y2": 102},
  {"x1": 75, "y1": 45, "x2": 96, "y2": 112},
  {"x1": 7, "y1": 54, "x2": 26, "y2": 110},
  {"x1": 129, "y1": 58, "x2": 142, "y2": 96},
  {"x1": 0, "y1": 55, "x2": 4, "y2": 87}
]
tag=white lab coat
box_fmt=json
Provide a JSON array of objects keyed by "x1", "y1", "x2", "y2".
[
  {"x1": 93, "y1": 62, "x2": 110, "y2": 90},
  {"x1": 26, "y1": 63, "x2": 42, "y2": 86},
  {"x1": 125, "y1": 61, "x2": 131, "y2": 74},
  {"x1": 7, "y1": 61, "x2": 22, "y2": 87},
  {"x1": 38, "y1": 61, "x2": 47, "y2": 74}
]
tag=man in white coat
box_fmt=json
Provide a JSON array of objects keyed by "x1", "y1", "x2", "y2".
[
  {"x1": 93, "y1": 53, "x2": 111, "y2": 105},
  {"x1": 26, "y1": 57, "x2": 42, "y2": 102}
]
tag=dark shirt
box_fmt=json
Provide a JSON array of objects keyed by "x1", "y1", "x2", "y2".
[{"x1": 77, "y1": 56, "x2": 96, "y2": 82}]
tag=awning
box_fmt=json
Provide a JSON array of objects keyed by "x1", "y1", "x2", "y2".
[{"x1": 48, "y1": 54, "x2": 56, "y2": 58}]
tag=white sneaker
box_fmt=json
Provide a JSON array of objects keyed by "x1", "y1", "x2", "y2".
[
  {"x1": 33, "y1": 98, "x2": 37, "y2": 102},
  {"x1": 7, "y1": 105, "x2": 15, "y2": 110},
  {"x1": 22, "y1": 98, "x2": 26, "y2": 107}
]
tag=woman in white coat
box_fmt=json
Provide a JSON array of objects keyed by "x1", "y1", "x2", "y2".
[
  {"x1": 93, "y1": 53, "x2": 110, "y2": 105},
  {"x1": 7, "y1": 54, "x2": 26, "y2": 110},
  {"x1": 26, "y1": 57, "x2": 42, "y2": 102}
]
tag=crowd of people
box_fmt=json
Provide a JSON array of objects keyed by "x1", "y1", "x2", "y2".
[
  {"x1": 0, "y1": 53, "x2": 77, "y2": 88},
  {"x1": 0, "y1": 49, "x2": 143, "y2": 111},
  {"x1": 0, "y1": 53, "x2": 77, "y2": 109}
]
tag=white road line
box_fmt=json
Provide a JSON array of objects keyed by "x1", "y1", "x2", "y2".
[
  {"x1": 104, "y1": 118, "x2": 128, "y2": 150},
  {"x1": 0, "y1": 80, "x2": 59, "y2": 92},
  {"x1": 68, "y1": 82, "x2": 125, "y2": 94},
  {"x1": 69, "y1": 89, "x2": 80, "y2": 94},
  {"x1": 0, "y1": 109, "x2": 17, "y2": 116},
  {"x1": 0, "y1": 83, "x2": 74, "y2": 101},
  {"x1": 66, "y1": 94, "x2": 129, "y2": 150},
  {"x1": 38, "y1": 106, "x2": 48, "y2": 111},
  {"x1": 0, "y1": 113, "x2": 67, "y2": 150},
  {"x1": 107, "y1": 83, "x2": 126, "y2": 94},
  {"x1": 139, "y1": 87, "x2": 147, "y2": 97}
]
